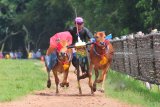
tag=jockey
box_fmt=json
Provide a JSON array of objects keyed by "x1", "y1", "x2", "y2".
[
  {"x1": 68, "y1": 17, "x2": 93, "y2": 45},
  {"x1": 67, "y1": 17, "x2": 93, "y2": 76}
]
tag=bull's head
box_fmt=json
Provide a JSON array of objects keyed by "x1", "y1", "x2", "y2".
[
  {"x1": 57, "y1": 47, "x2": 72, "y2": 70},
  {"x1": 94, "y1": 31, "x2": 106, "y2": 48}
]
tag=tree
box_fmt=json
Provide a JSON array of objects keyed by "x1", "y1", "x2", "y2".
[
  {"x1": 0, "y1": 27, "x2": 19, "y2": 52},
  {"x1": 14, "y1": 0, "x2": 74, "y2": 49},
  {"x1": 136, "y1": 0, "x2": 160, "y2": 32},
  {"x1": 0, "y1": 0, "x2": 22, "y2": 51},
  {"x1": 22, "y1": 25, "x2": 33, "y2": 53}
]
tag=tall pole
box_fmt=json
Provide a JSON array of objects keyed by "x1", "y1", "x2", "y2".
[{"x1": 74, "y1": 7, "x2": 81, "y2": 42}]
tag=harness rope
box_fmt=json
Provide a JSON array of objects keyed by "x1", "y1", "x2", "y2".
[
  {"x1": 56, "y1": 51, "x2": 72, "y2": 65},
  {"x1": 93, "y1": 42, "x2": 109, "y2": 57}
]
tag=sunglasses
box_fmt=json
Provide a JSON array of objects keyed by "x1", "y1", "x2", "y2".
[{"x1": 76, "y1": 22, "x2": 83, "y2": 25}]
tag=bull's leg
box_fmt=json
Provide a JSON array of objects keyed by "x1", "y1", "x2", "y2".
[
  {"x1": 88, "y1": 63, "x2": 93, "y2": 94},
  {"x1": 101, "y1": 70, "x2": 107, "y2": 92},
  {"x1": 64, "y1": 71, "x2": 69, "y2": 87},
  {"x1": 97, "y1": 70, "x2": 106, "y2": 93},
  {"x1": 47, "y1": 71, "x2": 51, "y2": 88},
  {"x1": 98, "y1": 65, "x2": 110, "y2": 93},
  {"x1": 60, "y1": 70, "x2": 69, "y2": 87},
  {"x1": 53, "y1": 71, "x2": 59, "y2": 93},
  {"x1": 72, "y1": 55, "x2": 82, "y2": 94},
  {"x1": 79, "y1": 66, "x2": 89, "y2": 79},
  {"x1": 76, "y1": 61, "x2": 82, "y2": 94},
  {"x1": 93, "y1": 68, "x2": 99, "y2": 92},
  {"x1": 96, "y1": 69, "x2": 106, "y2": 83},
  {"x1": 77, "y1": 65, "x2": 82, "y2": 94}
]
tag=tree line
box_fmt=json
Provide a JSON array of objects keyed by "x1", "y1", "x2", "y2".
[{"x1": 0, "y1": 0, "x2": 160, "y2": 52}]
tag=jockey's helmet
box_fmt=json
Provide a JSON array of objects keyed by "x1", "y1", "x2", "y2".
[{"x1": 75, "y1": 17, "x2": 84, "y2": 25}]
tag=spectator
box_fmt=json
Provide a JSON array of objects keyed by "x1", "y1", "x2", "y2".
[
  {"x1": 28, "y1": 51, "x2": 32, "y2": 59},
  {"x1": 31, "y1": 50, "x2": 36, "y2": 59},
  {"x1": 36, "y1": 49, "x2": 42, "y2": 59},
  {"x1": 5, "y1": 53, "x2": 10, "y2": 59},
  {"x1": 14, "y1": 50, "x2": 18, "y2": 59},
  {"x1": 9, "y1": 51, "x2": 15, "y2": 59},
  {"x1": 0, "y1": 52, "x2": 3, "y2": 59},
  {"x1": 17, "y1": 50, "x2": 22, "y2": 59}
]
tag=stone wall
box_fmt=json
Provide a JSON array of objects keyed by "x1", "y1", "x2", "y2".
[{"x1": 111, "y1": 33, "x2": 160, "y2": 85}]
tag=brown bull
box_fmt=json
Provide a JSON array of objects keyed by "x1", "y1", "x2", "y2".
[
  {"x1": 89, "y1": 31, "x2": 114, "y2": 92},
  {"x1": 46, "y1": 48, "x2": 72, "y2": 93}
]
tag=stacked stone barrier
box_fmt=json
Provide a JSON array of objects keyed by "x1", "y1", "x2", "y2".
[
  {"x1": 111, "y1": 40, "x2": 125, "y2": 73},
  {"x1": 153, "y1": 34, "x2": 160, "y2": 84},
  {"x1": 111, "y1": 33, "x2": 160, "y2": 85}
]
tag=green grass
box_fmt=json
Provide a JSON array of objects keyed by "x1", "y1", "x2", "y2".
[
  {"x1": 1, "y1": 59, "x2": 160, "y2": 106},
  {"x1": 104, "y1": 70, "x2": 160, "y2": 107},
  {"x1": 0, "y1": 59, "x2": 47, "y2": 102}
]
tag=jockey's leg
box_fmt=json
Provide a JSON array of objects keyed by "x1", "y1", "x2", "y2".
[
  {"x1": 72, "y1": 53, "x2": 78, "y2": 68},
  {"x1": 85, "y1": 56, "x2": 89, "y2": 72},
  {"x1": 50, "y1": 51, "x2": 57, "y2": 68},
  {"x1": 80, "y1": 57, "x2": 89, "y2": 77},
  {"x1": 45, "y1": 50, "x2": 57, "y2": 71}
]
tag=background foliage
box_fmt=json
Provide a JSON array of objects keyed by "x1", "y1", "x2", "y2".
[{"x1": 0, "y1": 0, "x2": 160, "y2": 52}]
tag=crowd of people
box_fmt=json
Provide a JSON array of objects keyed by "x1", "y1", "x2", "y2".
[
  {"x1": 28, "y1": 49, "x2": 42, "y2": 59},
  {"x1": 0, "y1": 49, "x2": 43, "y2": 60},
  {"x1": 0, "y1": 50, "x2": 23, "y2": 59}
]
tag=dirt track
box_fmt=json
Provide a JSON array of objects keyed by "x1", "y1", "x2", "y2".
[{"x1": 0, "y1": 65, "x2": 140, "y2": 107}]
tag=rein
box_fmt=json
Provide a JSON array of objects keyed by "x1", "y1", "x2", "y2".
[{"x1": 56, "y1": 51, "x2": 72, "y2": 65}]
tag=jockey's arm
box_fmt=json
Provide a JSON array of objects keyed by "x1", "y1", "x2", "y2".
[{"x1": 85, "y1": 27, "x2": 93, "y2": 39}]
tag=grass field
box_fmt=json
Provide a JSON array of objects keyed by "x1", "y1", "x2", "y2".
[
  {"x1": 105, "y1": 70, "x2": 160, "y2": 107},
  {"x1": 1, "y1": 59, "x2": 160, "y2": 107},
  {"x1": 0, "y1": 59, "x2": 47, "y2": 102}
]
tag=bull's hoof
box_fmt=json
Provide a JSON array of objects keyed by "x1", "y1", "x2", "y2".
[
  {"x1": 93, "y1": 84, "x2": 96, "y2": 92},
  {"x1": 65, "y1": 82, "x2": 69, "y2": 87},
  {"x1": 91, "y1": 92, "x2": 94, "y2": 95},
  {"x1": 91, "y1": 88, "x2": 94, "y2": 95},
  {"x1": 79, "y1": 91, "x2": 82, "y2": 95},
  {"x1": 93, "y1": 87, "x2": 96, "y2": 92},
  {"x1": 60, "y1": 83, "x2": 65, "y2": 87},
  {"x1": 47, "y1": 80, "x2": 51, "y2": 88},
  {"x1": 56, "y1": 90, "x2": 59, "y2": 94},
  {"x1": 96, "y1": 79, "x2": 103, "y2": 83},
  {"x1": 98, "y1": 89, "x2": 105, "y2": 93},
  {"x1": 78, "y1": 73, "x2": 89, "y2": 79}
]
